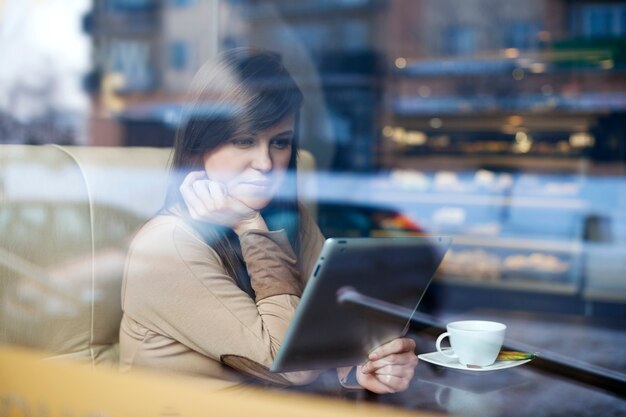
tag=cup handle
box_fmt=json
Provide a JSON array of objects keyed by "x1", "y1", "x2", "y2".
[{"x1": 436, "y1": 332, "x2": 458, "y2": 358}]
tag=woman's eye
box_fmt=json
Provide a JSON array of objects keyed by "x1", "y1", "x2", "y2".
[
  {"x1": 229, "y1": 138, "x2": 255, "y2": 147},
  {"x1": 271, "y1": 138, "x2": 292, "y2": 149}
]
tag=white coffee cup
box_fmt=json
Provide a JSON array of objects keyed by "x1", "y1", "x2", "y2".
[{"x1": 435, "y1": 320, "x2": 506, "y2": 367}]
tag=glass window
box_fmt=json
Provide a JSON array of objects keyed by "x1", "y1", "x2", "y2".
[
  {"x1": 505, "y1": 20, "x2": 542, "y2": 50},
  {"x1": 168, "y1": 0, "x2": 197, "y2": 7},
  {"x1": 575, "y1": 3, "x2": 626, "y2": 37},
  {"x1": 106, "y1": 39, "x2": 155, "y2": 91},
  {"x1": 443, "y1": 25, "x2": 477, "y2": 56},
  {"x1": 106, "y1": 0, "x2": 154, "y2": 12},
  {"x1": 1, "y1": 0, "x2": 625, "y2": 415},
  {"x1": 169, "y1": 41, "x2": 189, "y2": 70}
]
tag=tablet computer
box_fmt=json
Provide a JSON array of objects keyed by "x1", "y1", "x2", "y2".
[{"x1": 271, "y1": 236, "x2": 451, "y2": 373}]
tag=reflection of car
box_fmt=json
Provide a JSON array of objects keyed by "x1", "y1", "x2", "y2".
[{"x1": 316, "y1": 202, "x2": 423, "y2": 238}]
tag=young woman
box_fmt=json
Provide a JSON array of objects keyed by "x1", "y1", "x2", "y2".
[{"x1": 119, "y1": 48, "x2": 418, "y2": 393}]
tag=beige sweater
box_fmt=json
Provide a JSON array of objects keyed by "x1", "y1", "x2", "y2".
[{"x1": 119, "y1": 209, "x2": 327, "y2": 385}]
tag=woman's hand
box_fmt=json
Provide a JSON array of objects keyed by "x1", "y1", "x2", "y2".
[
  {"x1": 179, "y1": 171, "x2": 267, "y2": 234},
  {"x1": 356, "y1": 338, "x2": 418, "y2": 394}
]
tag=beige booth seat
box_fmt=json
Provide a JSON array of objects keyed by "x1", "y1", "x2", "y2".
[
  {"x1": 0, "y1": 144, "x2": 316, "y2": 369},
  {"x1": 0, "y1": 145, "x2": 171, "y2": 367}
]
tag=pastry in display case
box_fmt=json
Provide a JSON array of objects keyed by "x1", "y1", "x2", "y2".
[{"x1": 438, "y1": 239, "x2": 578, "y2": 291}]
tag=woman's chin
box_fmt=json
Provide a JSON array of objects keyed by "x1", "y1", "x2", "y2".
[{"x1": 238, "y1": 195, "x2": 272, "y2": 211}]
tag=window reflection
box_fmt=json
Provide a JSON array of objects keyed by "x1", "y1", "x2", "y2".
[{"x1": 0, "y1": 0, "x2": 625, "y2": 410}]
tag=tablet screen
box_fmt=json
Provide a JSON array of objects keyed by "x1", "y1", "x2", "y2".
[{"x1": 271, "y1": 236, "x2": 451, "y2": 372}]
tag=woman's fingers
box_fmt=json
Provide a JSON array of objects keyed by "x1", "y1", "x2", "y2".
[
  {"x1": 206, "y1": 179, "x2": 228, "y2": 208},
  {"x1": 179, "y1": 171, "x2": 257, "y2": 226},
  {"x1": 356, "y1": 365, "x2": 414, "y2": 394},
  {"x1": 361, "y1": 352, "x2": 418, "y2": 374},
  {"x1": 180, "y1": 171, "x2": 206, "y2": 190},
  {"x1": 180, "y1": 172, "x2": 209, "y2": 220},
  {"x1": 362, "y1": 362, "x2": 416, "y2": 378},
  {"x1": 379, "y1": 374, "x2": 412, "y2": 392},
  {"x1": 356, "y1": 337, "x2": 418, "y2": 393},
  {"x1": 369, "y1": 337, "x2": 416, "y2": 361}
]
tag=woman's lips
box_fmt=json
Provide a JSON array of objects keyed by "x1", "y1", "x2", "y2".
[
  {"x1": 243, "y1": 179, "x2": 272, "y2": 187},
  {"x1": 234, "y1": 180, "x2": 273, "y2": 195}
]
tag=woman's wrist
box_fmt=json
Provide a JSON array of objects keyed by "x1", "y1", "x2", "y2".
[{"x1": 233, "y1": 212, "x2": 268, "y2": 236}]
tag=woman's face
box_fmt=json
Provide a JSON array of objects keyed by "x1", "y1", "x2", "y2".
[{"x1": 202, "y1": 114, "x2": 295, "y2": 211}]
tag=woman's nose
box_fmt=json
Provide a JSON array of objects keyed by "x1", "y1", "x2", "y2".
[{"x1": 251, "y1": 144, "x2": 272, "y2": 172}]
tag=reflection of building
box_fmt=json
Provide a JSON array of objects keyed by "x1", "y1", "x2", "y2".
[
  {"x1": 221, "y1": 0, "x2": 626, "y2": 170},
  {"x1": 383, "y1": 0, "x2": 626, "y2": 171},
  {"x1": 89, "y1": 0, "x2": 220, "y2": 145},
  {"x1": 222, "y1": 0, "x2": 386, "y2": 171},
  {"x1": 162, "y1": 1, "x2": 220, "y2": 91},
  {"x1": 91, "y1": 0, "x2": 162, "y2": 93},
  {"x1": 89, "y1": 0, "x2": 626, "y2": 169},
  {"x1": 91, "y1": 0, "x2": 220, "y2": 95}
]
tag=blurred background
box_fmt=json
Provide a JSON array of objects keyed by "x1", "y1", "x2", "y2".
[{"x1": 1, "y1": 0, "x2": 625, "y2": 391}]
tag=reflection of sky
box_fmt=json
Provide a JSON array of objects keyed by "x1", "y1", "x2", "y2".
[
  {"x1": 3, "y1": 165, "x2": 168, "y2": 217},
  {"x1": 305, "y1": 170, "x2": 602, "y2": 240},
  {"x1": 6, "y1": 159, "x2": 624, "y2": 242},
  {"x1": 0, "y1": 0, "x2": 90, "y2": 127}
]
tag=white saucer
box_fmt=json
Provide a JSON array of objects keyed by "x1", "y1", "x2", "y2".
[{"x1": 418, "y1": 351, "x2": 532, "y2": 372}]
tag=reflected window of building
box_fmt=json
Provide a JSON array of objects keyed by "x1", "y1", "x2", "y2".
[
  {"x1": 443, "y1": 25, "x2": 476, "y2": 56},
  {"x1": 105, "y1": 0, "x2": 155, "y2": 12},
  {"x1": 169, "y1": 41, "x2": 190, "y2": 71},
  {"x1": 571, "y1": 3, "x2": 626, "y2": 38},
  {"x1": 169, "y1": 0, "x2": 197, "y2": 7},
  {"x1": 505, "y1": 20, "x2": 542, "y2": 50},
  {"x1": 105, "y1": 39, "x2": 155, "y2": 91}
]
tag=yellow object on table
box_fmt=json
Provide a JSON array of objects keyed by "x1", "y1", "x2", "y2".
[
  {"x1": 497, "y1": 351, "x2": 537, "y2": 361},
  {"x1": 0, "y1": 346, "x2": 436, "y2": 417}
]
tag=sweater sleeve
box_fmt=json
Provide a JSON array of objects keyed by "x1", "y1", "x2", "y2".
[{"x1": 238, "y1": 230, "x2": 302, "y2": 300}]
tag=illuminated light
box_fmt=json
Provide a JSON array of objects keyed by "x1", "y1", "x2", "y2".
[
  {"x1": 503, "y1": 48, "x2": 520, "y2": 58},
  {"x1": 569, "y1": 132, "x2": 595, "y2": 148},
  {"x1": 513, "y1": 130, "x2": 532, "y2": 153},
  {"x1": 382, "y1": 126, "x2": 394, "y2": 137},
  {"x1": 600, "y1": 59, "x2": 614, "y2": 69},
  {"x1": 395, "y1": 57, "x2": 407, "y2": 69},
  {"x1": 429, "y1": 118, "x2": 443, "y2": 128},
  {"x1": 391, "y1": 127, "x2": 427, "y2": 146},
  {"x1": 474, "y1": 169, "x2": 496, "y2": 187},
  {"x1": 507, "y1": 115, "x2": 524, "y2": 126},
  {"x1": 541, "y1": 84, "x2": 553, "y2": 95},
  {"x1": 392, "y1": 127, "x2": 407, "y2": 143},
  {"x1": 393, "y1": 127, "x2": 406, "y2": 138},
  {"x1": 512, "y1": 68, "x2": 525, "y2": 80},
  {"x1": 418, "y1": 85, "x2": 431, "y2": 97},
  {"x1": 405, "y1": 131, "x2": 427, "y2": 145},
  {"x1": 102, "y1": 72, "x2": 126, "y2": 113},
  {"x1": 529, "y1": 62, "x2": 546, "y2": 73}
]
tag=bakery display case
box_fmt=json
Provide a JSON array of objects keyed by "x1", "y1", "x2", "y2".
[
  {"x1": 371, "y1": 167, "x2": 618, "y2": 308},
  {"x1": 438, "y1": 235, "x2": 581, "y2": 294}
]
